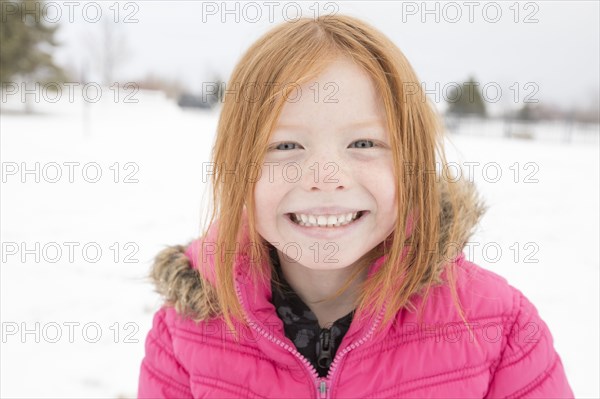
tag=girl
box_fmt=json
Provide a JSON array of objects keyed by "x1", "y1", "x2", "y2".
[{"x1": 138, "y1": 14, "x2": 574, "y2": 398}]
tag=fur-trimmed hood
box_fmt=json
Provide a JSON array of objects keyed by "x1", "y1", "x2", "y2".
[{"x1": 148, "y1": 179, "x2": 487, "y2": 321}]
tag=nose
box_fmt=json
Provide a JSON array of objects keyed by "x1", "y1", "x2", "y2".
[{"x1": 301, "y1": 153, "x2": 351, "y2": 192}]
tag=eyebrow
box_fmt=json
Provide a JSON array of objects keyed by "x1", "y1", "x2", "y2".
[{"x1": 275, "y1": 119, "x2": 386, "y2": 131}]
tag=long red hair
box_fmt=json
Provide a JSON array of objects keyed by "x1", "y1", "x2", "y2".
[{"x1": 199, "y1": 14, "x2": 484, "y2": 346}]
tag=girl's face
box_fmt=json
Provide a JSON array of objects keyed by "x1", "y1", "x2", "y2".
[{"x1": 254, "y1": 57, "x2": 397, "y2": 270}]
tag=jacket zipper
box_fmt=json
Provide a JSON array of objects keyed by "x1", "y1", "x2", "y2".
[
  {"x1": 234, "y1": 278, "x2": 387, "y2": 399},
  {"x1": 322, "y1": 303, "x2": 386, "y2": 398},
  {"x1": 317, "y1": 328, "x2": 333, "y2": 370}
]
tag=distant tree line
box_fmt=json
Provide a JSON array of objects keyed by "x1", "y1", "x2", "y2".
[
  {"x1": 446, "y1": 75, "x2": 487, "y2": 117},
  {"x1": 445, "y1": 75, "x2": 598, "y2": 124}
]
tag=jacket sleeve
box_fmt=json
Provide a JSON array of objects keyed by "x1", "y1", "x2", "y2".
[
  {"x1": 484, "y1": 289, "x2": 574, "y2": 398},
  {"x1": 138, "y1": 306, "x2": 193, "y2": 398}
]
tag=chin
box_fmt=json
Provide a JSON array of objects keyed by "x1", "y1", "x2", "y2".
[{"x1": 296, "y1": 252, "x2": 365, "y2": 270}]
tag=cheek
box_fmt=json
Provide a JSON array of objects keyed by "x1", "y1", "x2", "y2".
[
  {"x1": 254, "y1": 165, "x2": 287, "y2": 218},
  {"x1": 254, "y1": 180, "x2": 274, "y2": 219},
  {"x1": 363, "y1": 165, "x2": 398, "y2": 232},
  {"x1": 355, "y1": 160, "x2": 397, "y2": 207},
  {"x1": 253, "y1": 180, "x2": 275, "y2": 240}
]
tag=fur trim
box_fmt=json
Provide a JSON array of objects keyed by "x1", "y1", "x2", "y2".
[
  {"x1": 439, "y1": 178, "x2": 488, "y2": 259},
  {"x1": 148, "y1": 179, "x2": 487, "y2": 320},
  {"x1": 149, "y1": 244, "x2": 221, "y2": 321}
]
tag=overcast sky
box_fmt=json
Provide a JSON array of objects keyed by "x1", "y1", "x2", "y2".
[{"x1": 53, "y1": 1, "x2": 599, "y2": 111}]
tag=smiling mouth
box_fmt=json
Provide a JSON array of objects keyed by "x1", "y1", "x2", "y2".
[{"x1": 286, "y1": 211, "x2": 368, "y2": 228}]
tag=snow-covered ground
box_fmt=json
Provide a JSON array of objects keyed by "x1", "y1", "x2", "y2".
[{"x1": 1, "y1": 90, "x2": 598, "y2": 397}]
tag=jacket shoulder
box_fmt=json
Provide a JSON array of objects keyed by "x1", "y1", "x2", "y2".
[
  {"x1": 450, "y1": 256, "x2": 521, "y2": 319},
  {"x1": 451, "y1": 259, "x2": 574, "y2": 397}
]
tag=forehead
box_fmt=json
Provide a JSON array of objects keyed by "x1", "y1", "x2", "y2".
[{"x1": 276, "y1": 58, "x2": 386, "y2": 129}]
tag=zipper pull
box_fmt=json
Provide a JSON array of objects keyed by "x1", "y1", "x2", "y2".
[
  {"x1": 317, "y1": 328, "x2": 333, "y2": 369},
  {"x1": 319, "y1": 380, "x2": 327, "y2": 399}
]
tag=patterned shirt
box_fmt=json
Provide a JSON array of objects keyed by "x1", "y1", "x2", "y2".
[{"x1": 269, "y1": 246, "x2": 355, "y2": 378}]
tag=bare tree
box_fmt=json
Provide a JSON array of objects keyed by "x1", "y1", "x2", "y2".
[{"x1": 82, "y1": 15, "x2": 130, "y2": 86}]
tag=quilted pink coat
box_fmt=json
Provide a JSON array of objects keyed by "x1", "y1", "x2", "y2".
[{"x1": 137, "y1": 182, "x2": 574, "y2": 398}]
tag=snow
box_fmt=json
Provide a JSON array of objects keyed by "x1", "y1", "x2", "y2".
[{"x1": 1, "y1": 90, "x2": 598, "y2": 397}]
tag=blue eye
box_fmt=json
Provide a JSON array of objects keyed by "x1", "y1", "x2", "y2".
[
  {"x1": 269, "y1": 140, "x2": 378, "y2": 151},
  {"x1": 349, "y1": 139, "x2": 375, "y2": 149},
  {"x1": 272, "y1": 142, "x2": 300, "y2": 151}
]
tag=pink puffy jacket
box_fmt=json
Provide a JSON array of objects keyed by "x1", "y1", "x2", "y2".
[{"x1": 138, "y1": 183, "x2": 574, "y2": 398}]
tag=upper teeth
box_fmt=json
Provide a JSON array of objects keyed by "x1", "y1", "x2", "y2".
[{"x1": 292, "y1": 212, "x2": 360, "y2": 227}]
